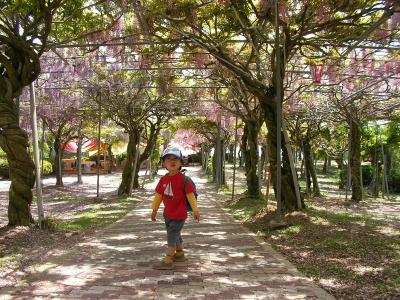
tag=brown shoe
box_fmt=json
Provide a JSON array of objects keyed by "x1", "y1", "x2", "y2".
[
  {"x1": 153, "y1": 260, "x2": 174, "y2": 270},
  {"x1": 173, "y1": 253, "x2": 186, "y2": 262}
]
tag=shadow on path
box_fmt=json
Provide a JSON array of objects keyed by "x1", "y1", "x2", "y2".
[{"x1": 0, "y1": 167, "x2": 334, "y2": 299}]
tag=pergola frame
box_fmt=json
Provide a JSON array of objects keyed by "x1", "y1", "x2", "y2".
[{"x1": 23, "y1": 17, "x2": 399, "y2": 220}]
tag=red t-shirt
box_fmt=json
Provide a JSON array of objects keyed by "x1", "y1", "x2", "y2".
[{"x1": 155, "y1": 172, "x2": 195, "y2": 220}]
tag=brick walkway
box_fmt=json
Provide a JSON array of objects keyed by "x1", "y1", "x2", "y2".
[{"x1": 1, "y1": 171, "x2": 335, "y2": 299}]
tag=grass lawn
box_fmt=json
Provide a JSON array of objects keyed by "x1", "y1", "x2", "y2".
[{"x1": 222, "y1": 165, "x2": 400, "y2": 300}]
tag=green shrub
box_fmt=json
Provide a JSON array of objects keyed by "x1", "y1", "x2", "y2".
[
  {"x1": 339, "y1": 164, "x2": 375, "y2": 188},
  {"x1": 362, "y1": 165, "x2": 374, "y2": 186},
  {"x1": 116, "y1": 152, "x2": 127, "y2": 163},
  {"x1": 207, "y1": 156, "x2": 213, "y2": 175},
  {"x1": 339, "y1": 168, "x2": 347, "y2": 189},
  {"x1": 0, "y1": 158, "x2": 9, "y2": 179},
  {"x1": 189, "y1": 153, "x2": 200, "y2": 163},
  {"x1": 0, "y1": 158, "x2": 52, "y2": 178},
  {"x1": 88, "y1": 154, "x2": 105, "y2": 161},
  {"x1": 41, "y1": 160, "x2": 53, "y2": 176},
  {"x1": 0, "y1": 158, "x2": 8, "y2": 168},
  {"x1": 389, "y1": 168, "x2": 400, "y2": 193}
]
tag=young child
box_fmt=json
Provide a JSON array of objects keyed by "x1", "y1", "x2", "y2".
[{"x1": 151, "y1": 146, "x2": 200, "y2": 270}]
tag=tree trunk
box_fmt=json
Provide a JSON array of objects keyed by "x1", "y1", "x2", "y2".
[
  {"x1": 303, "y1": 148, "x2": 312, "y2": 194},
  {"x1": 386, "y1": 148, "x2": 392, "y2": 176},
  {"x1": 212, "y1": 44, "x2": 300, "y2": 211},
  {"x1": 228, "y1": 144, "x2": 234, "y2": 163},
  {"x1": 0, "y1": 46, "x2": 41, "y2": 225},
  {"x1": 239, "y1": 130, "x2": 246, "y2": 169},
  {"x1": 263, "y1": 102, "x2": 301, "y2": 212},
  {"x1": 76, "y1": 134, "x2": 83, "y2": 184},
  {"x1": 243, "y1": 120, "x2": 260, "y2": 197},
  {"x1": 54, "y1": 138, "x2": 63, "y2": 186},
  {"x1": 322, "y1": 153, "x2": 328, "y2": 174},
  {"x1": 107, "y1": 145, "x2": 113, "y2": 174},
  {"x1": 0, "y1": 112, "x2": 36, "y2": 225},
  {"x1": 204, "y1": 148, "x2": 210, "y2": 174},
  {"x1": 201, "y1": 145, "x2": 210, "y2": 172},
  {"x1": 260, "y1": 144, "x2": 267, "y2": 180},
  {"x1": 118, "y1": 131, "x2": 139, "y2": 195},
  {"x1": 136, "y1": 120, "x2": 162, "y2": 188},
  {"x1": 212, "y1": 149, "x2": 217, "y2": 183},
  {"x1": 370, "y1": 154, "x2": 381, "y2": 197},
  {"x1": 220, "y1": 138, "x2": 226, "y2": 185},
  {"x1": 335, "y1": 154, "x2": 346, "y2": 189},
  {"x1": 349, "y1": 119, "x2": 362, "y2": 202},
  {"x1": 303, "y1": 139, "x2": 321, "y2": 196}
]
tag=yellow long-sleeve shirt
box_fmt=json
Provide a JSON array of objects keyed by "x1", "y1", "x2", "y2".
[{"x1": 151, "y1": 192, "x2": 199, "y2": 212}]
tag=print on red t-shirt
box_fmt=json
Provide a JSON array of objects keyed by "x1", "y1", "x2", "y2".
[{"x1": 155, "y1": 172, "x2": 195, "y2": 220}]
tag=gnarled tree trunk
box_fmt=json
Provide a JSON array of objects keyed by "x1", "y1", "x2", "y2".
[
  {"x1": 335, "y1": 154, "x2": 346, "y2": 189},
  {"x1": 135, "y1": 119, "x2": 162, "y2": 188},
  {"x1": 349, "y1": 119, "x2": 362, "y2": 202},
  {"x1": 263, "y1": 99, "x2": 302, "y2": 212},
  {"x1": 118, "y1": 130, "x2": 140, "y2": 195},
  {"x1": 242, "y1": 120, "x2": 260, "y2": 198},
  {"x1": 76, "y1": 133, "x2": 83, "y2": 184},
  {"x1": 53, "y1": 138, "x2": 63, "y2": 186},
  {"x1": 0, "y1": 121, "x2": 36, "y2": 225},
  {"x1": 107, "y1": 144, "x2": 113, "y2": 174},
  {"x1": 0, "y1": 58, "x2": 39, "y2": 225},
  {"x1": 303, "y1": 139, "x2": 321, "y2": 196}
]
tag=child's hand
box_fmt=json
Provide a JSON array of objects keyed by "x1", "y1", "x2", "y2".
[
  {"x1": 151, "y1": 210, "x2": 157, "y2": 222},
  {"x1": 192, "y1": 210, "x2": 200, "y2": 223}
]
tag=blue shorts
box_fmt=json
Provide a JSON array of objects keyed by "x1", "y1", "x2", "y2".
[{"x1": 164, "y1": 217, "x2": 185, "y2": 247}]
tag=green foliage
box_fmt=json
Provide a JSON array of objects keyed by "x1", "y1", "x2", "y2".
[
  {"x1": 0, "y1": 158, "x2": 8, "y2": 168},
  {"x1": 362, "y1": 164, "x2": 374, "y2": 186},
  {"x1": 150, "y1": 146, "x2": 161, "y2": 174},
  {"x1": 207, "y1": 155, "x2": 213, "y2": 175},
  {"x1": 316, "y1": 123, "x2": 348, "y2": 159},
  {"x1": 188, "y1": 153, "x2": 200, "y2": 163},
  {"x1": 339, "y1": 164, "x2": 375, "y2": 188},
  {"x1": 389, "y1": 167, "x2": 400, "y2": 193},
  {"x1": 88, "y1": 154, "x2": 104, "y2": 161},
  {"x1": 0, "y1": 158, "x2": 52, "y2": 177},
  {"x1": 172, "y1": 117, "x2": 217, "y2": 147},
  {"x1": 42, "y1": 160, "x2": 53, "y2": 176},
  {"x1": 39, "y1": 140, "x2": 51, "y2": 160},
  {"x1": 362, "y1": 122, "x2": 399, "y2": 161},
  {"x1": 51, "y1": 1, "x2": 123, "y2": 43},
  {"x1": 386, "y1": 123, "x2": 400, "y2": 147},
  {"x1": 116, "y1": 152, "x2": 127, "y2": 163}
]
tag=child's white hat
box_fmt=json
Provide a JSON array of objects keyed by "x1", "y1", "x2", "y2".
[{"x1": 161, "y1": 147, "x2": 183, "y2": 161}]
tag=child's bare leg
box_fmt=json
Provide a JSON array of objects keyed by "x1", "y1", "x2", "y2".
[
  {"x1": 174, "y1": 244, "x2": 185, "y2": 261},
  {"x1": 166, "y1": 245, "x2": 176, "y2": 257},
  {"x1": 159, "y1": 245, "x2": 175, "y2": 266}
]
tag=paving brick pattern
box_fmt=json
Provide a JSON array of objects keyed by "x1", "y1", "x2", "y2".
[{"x1": 1, "y1": 174, "x2": 335, "y2": 299}]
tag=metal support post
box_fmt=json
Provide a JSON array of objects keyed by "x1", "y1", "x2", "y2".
[
  {"x1": 96, "y1": 92, "x2": 102, "y2": 199},
  {"x1": 231, "y1": 114, "x2": 238, "y2": 201},
  {"x1": 29, "y1": 83, "x2": 44, "y2": 227},
  {"x1": 275, "y1": 0, "x2": 283, "y2": 218}
]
